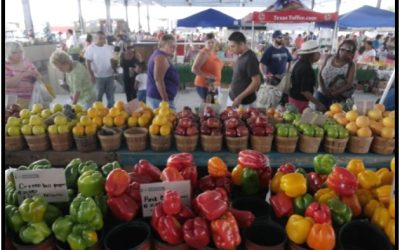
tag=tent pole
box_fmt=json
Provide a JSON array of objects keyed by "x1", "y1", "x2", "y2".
[
  {"x1": 146, "y1": 4, "x2": 150, "y2": 33},
  {"x1": 251, "y1": 21, "x2": 255, "y2": 50},
  {"x1": 124, "y1": 0, "x2": 130, "y2": 31},
  {"x1": 77, "y1": 0, "x2": 85, "y2": 33},
  {"x1": 21, "y1": 0, "x2": 34, "y2": 38},
  {"x1": 379, "y1": 70, "x2": 395, "y2": 104},
  {"x1": 331, "y1": 0, "x2": 341, "y2": 53},
  {"x1": 105, "y1": 0, "x2": 112, "y2": 34},
  {"x1": 137, "y1": 1, "x2": 141, "y2": 31}
]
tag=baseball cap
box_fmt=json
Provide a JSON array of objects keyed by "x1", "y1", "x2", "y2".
[{"x1": 272, "y1": 30, "x2": 283, "y2": 39}]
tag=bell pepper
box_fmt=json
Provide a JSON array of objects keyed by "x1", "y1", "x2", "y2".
[
  {"x1": 305, "y1": 202, "x2": 332, "y2": 224},
  {"x1": 363, "y1": 199, "x2": 383, "y2": 218},
  {"x1": 183, "y1": 217, "x2": 210, "y2": 249},
  {"x1": 69, "y1": 195, "x2": 103, "y2": 230},
  {"x1": 257, "y1": 166, "x2": 272, "y2": 188},
  {"x1": 198, "y1": 175, "x2": 216, "y2": 191},
  {"x1": 307, "y1": 172, "x2": 324, "y2": 194},
  {"x1": 107, "y1": 193, "x2": 139, "y2": 221},
  {"x1": 162, "y1": 190, "x2": 182, "y2": 215},
  {"x1": 373, "y1": 185, "x2": 392, "y2": 206},
  {"x1": 371, "y1": 206, "x2": 390, "y2": 230},
  {"x1": 128, "y1": 172, "x2": 154, "y2": 184},
  {"x1": 280, "y1": 173, "x2": 307, "y2": 198},
  {"x1": 19, "y1": 222, "x2": 51, "y2": 245},
  {"x1": 151, "y1": 204, "x2": 166, "y2": 230},
  {"x1": 195, "y1": 190, "x2": 228, "y2": 221},
  {"x1": 157, "y1": 215, "x2": 183, "y2": 244},
  {"x1": 346, "y1": 159, "x2": 365, "y2": 176},
  {"x1": 327, "y1": 167, "x2": 358, "y2": 197},
  {"x1": 340, "y1": 194, "x2": 361, "y2": 217},
  {"x1": 270, "y1": 192, "x2": 294, "y2": 219},
  {"x1": 278, "y1": 163, "x2": 296, "y2": 174},
  {"x1": 271, "y1": 172, "x2": 284, "y2": 193},
  {"x1": 77, "y1": 170, "x2": 104, "y2": 197},
  {"x1": 241, "y1": 168, "x2": 260, "y2": 195},
  {"x1": 180, "y1": 165, "x2": 198, "y2": 189},
  {"x1": 355, "y1": 188, "x2": 373, "y2": 207},
  {"x1": 52, "y1": 215, "x2": 75, "y2": 242},
  {"x1": 229, "y1": 208, "x2": 255, "y2": 228},
  {"x1": 295, "y1": 167, "x2": 307, "y2": 177},
  {"x1": 28, "y1": 159, "x2": 52, "y2": 170},
  {"x1": 231, "y1": 164, "x2": 244, "y2": 186},
  {"x1": 166, "y1": 153, "x2": 194, "y2": 171},
  {"x1": 101, "y1": 161, "x2": 121, "y2": 177},
  {"x1": 313, "y1": 154, "x2": 336, "y2": 175},
  {"x1": 78, "y1": 160, "x2": 98, "y2": 174},
  {"x1": 390, "y1": 157, "x2": 395, "y2": 173},
  {"x1": 176, "y1": 205, "x2": 195, "y2": 224},
  {"x1": 286, "y1": 214, "x2": 313, "y2": 245},
  {"x1": 385, "y1": 219, "x2": 395, "y2": 245},
  {"x1": 94, "y1": 193, "x2": 108, "y2": 216},
  {"x1": 326, "y1": 198, "x2": 352, "y2": 225},
  {"x1": 5, "y1": 182, "x2": 18, "y2": 206},
  {"x1": 357, "y1": 170, "x2": 381, "y2": 190},
  {"x1": 238, "y1": 149, "x2": 267, "y2": 170},
  {"x1": 125, "y1": 181, "x2": 141, "y2": 204},
  {"x1": 375, "y1": 168, "x2": 393, "y2": 185},
  {"x1": 208, "y1": 157, "x2": 228, "y2": 177},
  {"x1": 314, "y1": 188, "x2": 337, "y2": 204},
  {"x1": 133, "y1": 159, "x2": 162, "y2": 182},
  {"x1": 214, "y1": 187, "x2": 229, "y2": 202},
  {"x1": 294, "y1": 193, "x2": 314, "y2": 215},
  {"x1": 306, "y1": 223, "x2": 335, "y2": 250},
  {"x1": 18, "y1": 165, "x2": 29, "y2": 170},
  {"x1": 65, "y1": 158, "x2": 82, "y2": 189},
  {"x1": 105, "y1": 168, "x2": 130, "y2": 197},
  {"x1": 44, "y1": 204, "x2": 62, "y2": 226},
  {"x1": 5, "y1": 204, "x2": 24, "y2": 233},
  {"x1": 18, "y1": 195, "x2": 48, "y2": 223},
  {"x1": 210, "y1": 211, "x2": 241, "y2": 250},
  {"x1": 67, "y1": 224, "x2": 98, "y2": 250},
  {"x1": 160, "y1": 167, "x2": 184, "y2": 182},
  {"x1": 388, "y1": 198, "x2": 395, "y2": 218}
]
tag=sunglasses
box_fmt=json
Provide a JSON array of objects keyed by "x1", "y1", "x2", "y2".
[{"x1": 340, "y1": 48, "x2": 353, "y2": 53}]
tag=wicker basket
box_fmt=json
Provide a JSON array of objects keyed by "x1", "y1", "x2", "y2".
[
  {"x1": 225, "y1": 136, "x2": 248, "y2": 153},
  {"x1": 74, "y1": 134, "x2": 98, "y2": 152},
  {"x1": 347, "y1": 136, "x2": 373, "y2": 154},
  {"x1": 250, "y1": 135, "x2": 273, "y2": 153},
  {"x1": 150, "y1": 134, "x2": 172, "y2": 152},
  {"x1": 370, "y1": 136, "x2": 395, "y2": 155},
  {"x1": 49, "y1": 132, "x2": 73, "y2": 151},
  {"x1": 275, "y1": 136, "x2": 298, "y2": 153},
  {"x1": 298, "y1": 134, "x2": 322, "y2": 153},
  {"x1": 175, "y1": 134, "x2": 199, "y2": 152},
  {"x1": 124, "y1": 127, "x2": 148, "y2": 151},
  {"x1": 98, "y1": 128, "x2": 122, "y2": 152},
  {"x1": 323, "y1": 137, "x2": 349, "y2": 154},
  {"x1": 24, "y1": 134, "x2": 50, "y2": 152},
  {"x1": 201, "y1": 134, "x2": 223, "y2": 152},
  {"x1": 5, "y1": 135, "x2": 25, "y2": 152}
]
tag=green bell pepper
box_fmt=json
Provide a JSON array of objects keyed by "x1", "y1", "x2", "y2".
[
  {"x1": 19, "y1": 222, "x2": 51, "y2": 245},
  {"x1": 294, "y1": 193, "x2": 314, "y2": 215},
  {"x1": 52, "y1": 215, "x2": 75, "y2": 242},
  {"x1": 5, "y1": 182, "x2": 18, "y2": 206},
  {"x1": 78, "y1": 161, "x2": 98, "y2": 175},
  {"x1": 18, "y1": 196, "x2": 48, "y2": 223},
  {"x1": 17, "y1": 165, "x2": 29, "y2": 170},
  {"x1": 94, "y1": 193, "x2": 108, "y2": 216},
  {"x1": 77, "y1": 170, "x2": 104, "y2": 197},
  {"x1": 69, "y1": 195, "x2": 103, "y2": 230},
  {"x1": 65, "y1": 158, "x2": 82, "y2": 189},
  {"x1": 44, "y1": 204, "x2": 63, "y2": 226},
  {"x1": 28, "y1": 159, "x2": 52, "y2": 170},
  {"x1": 5, "y1": 204, "x2": 25, "y2": 233},
  {"x1": 327, "y1": 198, "x2": 352, "y2": 225},
  {"x1": 295, "y1": 168, "x2": 307, "y2": 177},
  {"x1": 101, "y1": 161, "x2": 121, "y2": 177},
  {"x1": 67, "y1": 224, "x2": 98, "y2": 250},
  {"x1": 241, "y1": 168, "x2": 260, "y2": 195},
  {"x1": 313, "y1": 154, "x2": 336, "y2": 175}
]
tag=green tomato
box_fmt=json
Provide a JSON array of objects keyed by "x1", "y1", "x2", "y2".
[
  {"x1": 277, "y1": 126, "x2": 289, "y2": 137},
  {"x1": 283, "y1": 112, "x2": 296, "y2": 123},
  {"x1": 327, "y1": 127, "x2": 339, "y2": 139},
  {"x1": 338, "y1": 128, "x2": 349, "y2": 139},
  {"x1": 303, "y1": 125, "x2": 315, "y2": 137},
  {"x1": 288, "y1": 127, "x2": 298, "y2": 137},
  {"x1": 314, "y1": 127, "x2": 325, "y2": 138}
]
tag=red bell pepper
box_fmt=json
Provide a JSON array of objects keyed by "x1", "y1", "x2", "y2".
[
  {"x1": 305, "y1": 202, "x2": 332, "y2": 224},
  {"x1": 229, "y1": 208, "x2": 255, "y2": 228},
  {"x1": 166, "y1": 153, "x2": 194, "y2": 171},
  {"x1": 238, "y1": 150, "x2": 268, "y2": 170},
  {"x1": 307, "y1": 172, "x2": 324, "y2": 194},
  {"x1": 176, "y1": 205, "x2": 195, "y2": 224},
  {"x1": 162, "y1": 190, "x2": 182, "y2": 215},
  {"x1": 198, "y1": 175, "x2": 231, "y2": 194},
  {"x1": 151, "y1": 204, "x2": 166, "y2": 230},
  {"x1": 183, "y1": 217, "x2": 210, "y2": 249},
  {"x1": 327, "y1": 166, "x2": 358, "y2": 197},
  {"x1": 210, "y1": 211, "x2": 241, "y2": 250},
  {"x1": 157, "y1": 215, "x2": 183, "y2": 244},
  {"x1": 256, "y1": 166, "x2": 273, "y2": 188},
  {"x1": 132, "y1": 160, "x2": 162, "y2": 182},
  {"x1": 160, "y1": 167, "x2": 184, "y2": 182},
  {"x1": 107, "y1": 193, "x2": 139, "y2": 221},
  {"x1": 105, "y1": 168, "x2": 130, "y2": 197},
  {"x1": 180, "y1": 165, "x2": 198, "y2": 189},
  {"x1": 341, "y1": 194, "x2": 362, "y2": 217},
  {"x1": 278, "y1": 163, "x2": 296, "y2": 174},
  {"x1": 128, "y1": 172, "x2": 154, "y2": 184},
  {"x1": 195, "y1": 190, "x2": 228, "y2": 221},
  {"x1": 214, "y1": 187, "x2": 229, "y2": 202},
  {"x1": 270, "y1": 192, "x2": 294, "y2": 219},
  {"x1": 214, "y1": 176, "x2": 231, "y2": 194},
  {"x1": 125, "y1": 181, "x2": 141, "y2": 204}
]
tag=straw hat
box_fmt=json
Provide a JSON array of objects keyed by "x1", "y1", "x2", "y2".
[{"x1": 298, "y1": 40, "x2": 320, "y2": 54}]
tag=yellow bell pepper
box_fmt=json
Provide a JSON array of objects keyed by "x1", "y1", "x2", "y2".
[
  {"x1": 357, "y1": 170, "x2": 381, "y2": 190},
  {"x1": 363, "y1": 199, "x2": 383, "y2": 218},
  {"x1": 385, "y1": 219, "x2": 395, "y2": 245},
  {"x1": 355, "y1": 189, "x2": 373, "y2": 207},
  {"x1": 372, "y1": 185, "x2": 392, "y2": 206},
  {"x1": 231, "y1": 164, "x2": 244, "y2": 186},
  {"x1": 314, "y1": 188, "x2": 338, "y2": 204},
  {"x1": 390, "y1": 157, "x2": 395, "y2": 173},
  {"x1": 346, "y1": 159, "x2": 365, "y2": 176},
  {"x1": 371, "y1": 206, "x2": 390, "y2": 230},
  {"x1": 271, "y1": 172, "x2": 284, "y2": 194},
  {"x1": 375, "y1": 168, "x2": 393, "y2": 186},
  {"x1": 280, "y1": 173, "x2": 307, "y2": 198},
  {"x1": 285, "y1": 214, "x2": 313, "y2": 245},
  {"x1": 388, "y1": 198, "x2": 395, "y2": 218}
]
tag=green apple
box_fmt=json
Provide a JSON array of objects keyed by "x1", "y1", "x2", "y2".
[
  {"x1": 7, "y1": 126, "x2": 21, "y2": 136},
  {"x1": 41, "y1": 109, "x2": 52, "y2": 119},
  {"x1": 21, "y1": 118, "x2": 30, "y2": 125},
  {"x1": 52, "y1": 103, "x2": 63, "y2": 113},
  {"x1": 19, "y1": 109, "x2": 31, "y2": 119},
  {"x1": 283, "y1": 112, "x2": 296, "y2": 123},
  {"x1": 314, "y1": 127, "x2": 324, "y2": 138},
  {"x1": 303, "y1": 125, "x2": 315, "y2": 137},
  {"x1": 288, "y1": 127, "x2": 298, "y2": 137},
  {"x1": 48, "y1": 125, "x2": 58, "y2": 135},
  {"x1": 31, "y1": 103, "x2": 44, "y2": 114},
  {"x1": 21, "y1": 124, "x2": 33, "y2": 135},
  {"x1": 277, "y1": 126, "x2": 289, "y2": 137},
  {"x1": 7, "y1": 117, "x2": 21, "y2": 127},
  {"x1": 32, "y1": 125, "x2": 45, "y2": 135},
  {"x1": 57, "y1": 125, "x2": 70, "y2": 134},
  {"x1": 29, "y1": 115, "x2": 43, "y2": 126},
  {"x1": 327, "y1": 127, "x2": 339, "y2": 139},
  {"x1": 54, "y1": 115, "x2": 68, "y2": 125},
  {"x1": 338, "y1": 128, "x2": 349, "y2": 139}
]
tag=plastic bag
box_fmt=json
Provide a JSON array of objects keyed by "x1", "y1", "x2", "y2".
[
  {"x1": 256, "y1": 83, "x2": 282, "y2": 108},
  {"x1": 29, "y1": 81, "x2": 54, "y2": 108}
]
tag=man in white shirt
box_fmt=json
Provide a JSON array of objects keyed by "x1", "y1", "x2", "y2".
[
  {"x1": 66, "y1": 29, "x2": 80, "y2": 60},
  {"x1": 85, "y1": 31, "x2": 115, "y2": 108}
]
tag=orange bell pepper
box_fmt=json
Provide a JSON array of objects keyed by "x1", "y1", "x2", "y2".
[
  {"x1": 371, "y1": 206, "x2": 390, "y2": 230},
  {"x1": 388, "y1": 198, "x2": 395, "y2": 218},
  {"x1": 373, "y1": 185, "x2": 392, "y2": 206},
  {"x1": 231, "y1": 164, "x2": 244, "y2": 186},
  {"x1": 306, "y1": 223, "x2": 335, "y2": 250},
  {"x1": 346, "y1": 159, "x2": 365, "y2": 176},
  {"x1": 314, "y1": 188, "x2": 337, "y2": 204},
  {"x1": 280, "y1": 173, "x2": 307, "y2": 198},
  {"x1": 385, "y1": 219, "x2": 395, "y2": 245},
  {"x1": 364, "y1": 199, "x2": 383, "y2": 218},
  {"x1": 355, "y1": 189, "x2": 373, "y2": 207},
  {"x1": 375, "y1": 168, "x2": 393, "y2": 186},
  {"x1": 341, "y1": 194, "x2": 361, "y2": 217},
  {"x1": 271, "y1": 172, "x2": 284, "y2": 194},
  {"x1": 208, "y1": 157, "x2": 228, "y2": 177},
  {"x1": 357, "y1": 170, "x2": 381, "y2": 190}
]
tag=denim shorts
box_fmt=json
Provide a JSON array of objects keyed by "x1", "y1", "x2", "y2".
[{"x1": 146, "y1": 96, "x2": 176, "y2": 110}]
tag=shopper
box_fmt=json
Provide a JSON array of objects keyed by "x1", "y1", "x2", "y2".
[
  {"x1": 191, "y1": 33, "x2": 223, "y2": 102},
  {"x1": 50, "y1": 50, "x2": 96, "y2": 109},
  {"x1": 289, "y1": 40, "x2": 325, "y2": 112},
  {"x1": 358, "y1": 40, "x2": 376, "y2": 63},
  {"x1": 85, "y1": 31, "x2": 115, "y2": 108},
  {"x1": 295, "y1": 33, "x2": 304, "y2": 49},
  {"x1": 80, "y1": 33, "x2": 93, "y2": 62},
  {"x1": 146, "y1": 34, "x2": 179, "y2": 109},
  {"x1": 65, "y1": 29, "x2": 81, "y2": 61},
  {"x1": 134, "y1": 62, "x2": 148, "y2": 103},
  {"x1": 120, "y1": 45, "x2": 143, "y2": 102},
  {"x1": 227, "y1": 31, "x2": 261, "y2": 108}
]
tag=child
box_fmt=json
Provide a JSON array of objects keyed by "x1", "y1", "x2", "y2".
[{"x1": 134, "y1": 62, "x2": 147, "y2": 103}]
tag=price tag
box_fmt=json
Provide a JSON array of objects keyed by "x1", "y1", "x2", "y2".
[
  {"x1": 140, "y1": 180, "x2": 191, "y2": 217},
  {"x1": 14, "y1": 169, "x2": 69, "y2": 204}
]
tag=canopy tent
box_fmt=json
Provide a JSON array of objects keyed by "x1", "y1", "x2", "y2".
[{"x1": 176, "y1": 8, "x2": 240, "y2": 28}]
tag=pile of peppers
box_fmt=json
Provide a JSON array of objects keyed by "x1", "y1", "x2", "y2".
[{"x1": 162, "y1": 153, "x2": 198, "y2": 189}]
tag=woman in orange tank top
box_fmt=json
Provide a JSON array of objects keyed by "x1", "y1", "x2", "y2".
[{"x1": 192, "y1": 33, "x2": 223, "y2": 102}]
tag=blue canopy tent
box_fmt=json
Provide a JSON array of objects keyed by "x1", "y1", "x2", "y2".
[{"x1": 176, "y1": 8, "x2": 240, "y2": 29}]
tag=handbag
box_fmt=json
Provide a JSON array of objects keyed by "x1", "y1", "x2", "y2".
[
  {"x1": 29, "y1": 81, "x2": 54, "y2": 108},
  {"x1": 276, "y1": 62, "x2": 296, "y2": 95},
  {"x1": 256, "y1": 83, "x2": 282, "y2": 108}
]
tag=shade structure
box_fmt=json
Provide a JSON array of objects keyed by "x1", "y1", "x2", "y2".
[
  {"x1": 338, "y1": 5, "x2": 395, "y2": 29},
  {"x1": 177, "y1": 8, "x2": 239, "y2": 28}
]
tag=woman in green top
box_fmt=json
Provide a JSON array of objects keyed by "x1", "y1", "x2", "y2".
[{"x1": 50, "y1": 50, "x2": 96, "y2": 109}]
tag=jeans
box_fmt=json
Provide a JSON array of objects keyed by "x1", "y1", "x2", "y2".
[
  {"x1": 137, "y1": 90, "x2": 146, "y2": 103},
  {"x1": 123, "y1": 75, "x2": 136, "y2": 102},
  {"x1": 196, "y1": 86, "x2": 219, "y2": 102},
  {"x1": 96, "y1": 76, "x2": 115, "y2": 108},
  {"x1": 147, "y1": 96, "x2": 176, "y2": 110}
]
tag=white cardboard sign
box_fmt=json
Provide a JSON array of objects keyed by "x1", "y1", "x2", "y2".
[
  {"x1": 140, "y1": 180, "x2": 191, "y2": 217},
  {"x1": 13, "y1": 169, "x2": 69, "y2": 203}
]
